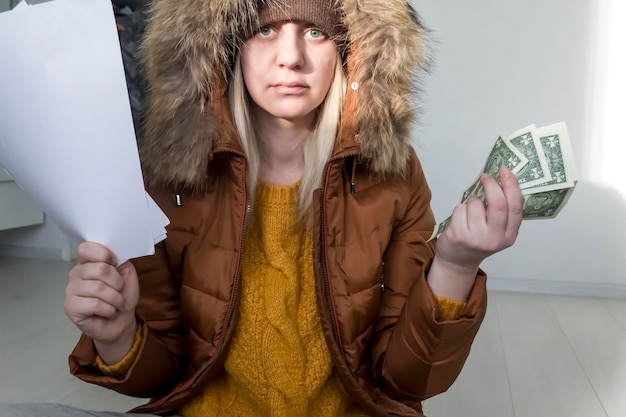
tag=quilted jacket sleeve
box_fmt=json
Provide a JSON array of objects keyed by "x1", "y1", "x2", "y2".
[
  {"x1": 68, "y1": 189, "x2": 188, "y2": 398},
  {"x1": 371, "y1": 150, "x2": 488, "y2": 406}
]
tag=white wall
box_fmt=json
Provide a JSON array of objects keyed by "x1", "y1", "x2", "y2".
[
  {"x1": 1, "y1": 0, "x2": 625, "y2": 294},
  {"x1": 0, "y1": 219, "x2": 74, "y2": 260},
  {"x1": 411, "y1": 0, "x2": 626, "y2": 296}
]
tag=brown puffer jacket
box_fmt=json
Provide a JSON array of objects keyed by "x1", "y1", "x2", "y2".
[{"x1": 69, "y1": 1, "x2": 488, "y2": 416}]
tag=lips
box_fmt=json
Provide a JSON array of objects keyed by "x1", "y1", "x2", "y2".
[{"x1": 272, "y1": 82, "x2": 307, "y2": 94}]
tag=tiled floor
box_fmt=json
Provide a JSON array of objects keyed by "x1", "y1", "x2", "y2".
[{"x1": 1, "y1": 256, "x2": 625, "y2": 416}]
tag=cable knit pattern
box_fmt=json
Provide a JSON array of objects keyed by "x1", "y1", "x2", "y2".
[{"x1": 181, "y1": 181, "x2": 367, "y2": 416}]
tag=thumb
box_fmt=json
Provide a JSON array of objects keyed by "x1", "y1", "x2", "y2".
[{"x1": 117, "y1": 261, "x2": 140, "y2": 310}]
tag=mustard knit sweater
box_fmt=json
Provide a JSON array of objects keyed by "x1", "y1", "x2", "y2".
[
  {"x1": 97, "y1": 181, "x2": 467, "y2": 416},
  {"x1": 181, "y1": 181, "x2": 368, "y2": 416}
]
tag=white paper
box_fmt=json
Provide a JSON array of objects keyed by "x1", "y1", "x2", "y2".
[{"x1": 0, "y1": 0, "x2": 169, "y2": 262}]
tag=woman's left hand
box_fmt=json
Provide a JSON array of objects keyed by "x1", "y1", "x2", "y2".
[{"x1": 435, "y1": 166, "x2": 523, "y2": 274}]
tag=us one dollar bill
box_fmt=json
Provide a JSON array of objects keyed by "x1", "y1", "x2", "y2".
[{"x1": 429, "y1": 122, "x2": 578, "y2": 241}]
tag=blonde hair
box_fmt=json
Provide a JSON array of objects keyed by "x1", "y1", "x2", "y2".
[{"x1": 228, "y1": 52, "x2": 346, "y2": 221}]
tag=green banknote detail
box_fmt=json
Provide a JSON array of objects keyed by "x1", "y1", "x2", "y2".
[
  {"x1": 538, "y1": 134, "x2": 568, "y2": 186},
  {"x1": 461, "y1": 177, "x2": 481, "y2": 203},
  {"x1": 522, "y1": 188, "x2": 571, "y2": 218},
  {"x1": 483, "y1": 136, "x2": 524, "y2": 178},
  {"x1": 430, "y1": 215, "x2": 452, "y2": 241},
  {"x1": 508, "y1": 131, "x2": 549, "y2": 186}
]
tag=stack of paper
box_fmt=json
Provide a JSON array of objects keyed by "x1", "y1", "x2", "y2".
[{"x1": 0, "y1": 0, "x2": 168, "y2": 263}]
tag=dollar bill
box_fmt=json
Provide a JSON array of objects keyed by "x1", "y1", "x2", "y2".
[
  {"x1": 482, "y1": 135, "x2": 529, "y2": 179},
  {"x1": 521, "y1": 187, "x2": 575, "y2": 219},
  {"x1": 461, "y1": 135, "x2": 529, "y2": 205},
  {"x1": 520, "y1": 122, "x2": 578, "y2": 194},
  {"x1": 506, "y1": 124, "x2": 552, "y2": 189},
  {"x1": 429, "y1": 122, "x2": 578, "y2": 241}
]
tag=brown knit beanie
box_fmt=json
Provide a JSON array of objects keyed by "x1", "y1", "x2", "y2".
[{"x1": 257, "y1": 0, "x2": 345, "y2": 40}]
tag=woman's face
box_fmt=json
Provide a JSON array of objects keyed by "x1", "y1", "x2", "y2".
[{"x1": 241, "y1": 20, "x2": 338, "y2": 126}]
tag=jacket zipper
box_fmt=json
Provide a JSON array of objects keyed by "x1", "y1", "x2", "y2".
[
  {"x1": 136, "y1": 153, "x2": 250, "y2": 413},
  {"x1": 320, "y1": 162, "x2": 342, "y2": 355},
  {"x1": 319, "y1": 152, "x2": 359, "y2": 361}
]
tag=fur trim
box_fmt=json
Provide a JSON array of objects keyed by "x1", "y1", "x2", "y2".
[{"x1": 140, "y1": 0, "x2": 429, "y2": 192}]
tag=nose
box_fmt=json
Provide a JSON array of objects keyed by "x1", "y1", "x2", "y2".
[{"x1": 275, "y1": 24, "x2": 305, "y2": 69}]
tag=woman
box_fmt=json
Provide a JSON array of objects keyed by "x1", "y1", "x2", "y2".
[{"x1": 1, "y1": 0, "x2": 522, "y2": 416}]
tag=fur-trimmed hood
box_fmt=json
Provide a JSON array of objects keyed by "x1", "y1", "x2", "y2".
[{"x1": 139, "y1": 0, "x2": 429, "y2": 193}]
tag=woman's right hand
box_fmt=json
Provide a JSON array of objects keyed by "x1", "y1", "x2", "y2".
[{"x1": 65, "y1": 242, "x2": 140, "y2": 364}]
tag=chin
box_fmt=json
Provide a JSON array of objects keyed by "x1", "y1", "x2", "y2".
[{"x1": 266, "y1": 107, "x2": 318, "y2": 122}]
